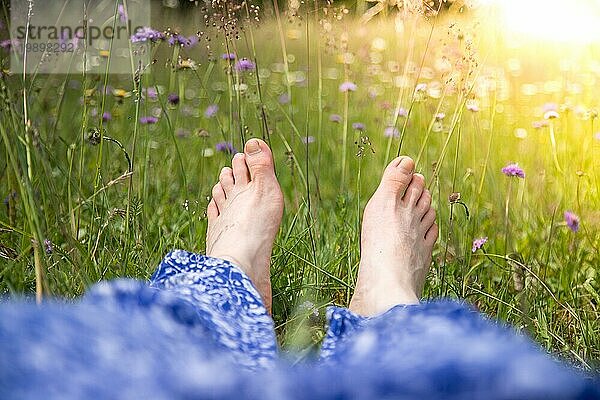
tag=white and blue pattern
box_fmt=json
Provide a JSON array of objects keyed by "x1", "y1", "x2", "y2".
[{"x1": 0, "y1": 250, "x2": 598, "y2": 399}]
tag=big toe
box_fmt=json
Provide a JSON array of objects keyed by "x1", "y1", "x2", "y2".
[
  {"x1": 244, "y1": 138, "x2": 275, "y2": 181},
  {"x1": 380, "y1": 156, "x2": 415, "y2": 195}
]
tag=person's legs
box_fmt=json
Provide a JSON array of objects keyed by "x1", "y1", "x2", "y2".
[
  {"x1": 148, "y1": 138, "x2": 284, "y2": 365},
  {"x1": 319, "y1": 157, "x2": 598, "y2": 399},
  {"x1": 0, "y1": 139, "x2": 286, "y2": 398}
]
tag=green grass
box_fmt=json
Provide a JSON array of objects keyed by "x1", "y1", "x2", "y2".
[{"x1": 0, "y1": 3, "x2": 599, "y2": 369}]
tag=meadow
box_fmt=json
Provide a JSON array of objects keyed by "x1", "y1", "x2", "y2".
[{"x1": 0, "y1": 1, "x2": 599, "y2": 369}]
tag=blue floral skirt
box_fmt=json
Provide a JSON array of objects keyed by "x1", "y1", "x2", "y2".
[{"x1": 0, "y1": 249, "x2": 598, "y2": 399}]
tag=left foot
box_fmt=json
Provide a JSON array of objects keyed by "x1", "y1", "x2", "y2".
[
  {"x1": 349, "y1": 156, "x2": 438, "y2": 316},
  {"x1": 206, "y1": 139, "x2": 284, "y2": 313}
]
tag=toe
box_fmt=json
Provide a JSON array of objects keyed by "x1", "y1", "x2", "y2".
[
  {"x1": 219, "y1": 167, "x2": 235, "y2": 196},
  {"x1": 380, "y1": 156, "x2": 415, "y2": 195},
  {"x1": 207, "y1": 198, "x2": 219, "y2": 223},
  {"x1": 403, "y1": 173, "x2": 425, "y2": 206},
  {"x1": 211, "y1": 183, "x2": 226, "y2": 211},
  {"x1": 416, "y1": 189, "x2": 432, "y2": 217},
  {"x1": 232, "y1": 153, "x2": 250, "y2": 185},
  {"x1": 425, "y1": 223, "x2": 439, "y2": 247},
  {"x1": 421, "y1": 207, "x2": 436, "y2": 233},
  {"x1": 244, "y1": 138, "x2": 276, "y2": 181}
]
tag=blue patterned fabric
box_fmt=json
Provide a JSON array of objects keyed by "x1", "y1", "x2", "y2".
[{"x1": 0, "y1": 249, "x2": 598, "y2": 399}]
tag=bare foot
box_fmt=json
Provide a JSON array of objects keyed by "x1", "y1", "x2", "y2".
[
  {"x1": 349, "y1": 156, "x2": 439, "y2": 316},
  {"x1": 206, "y1": 139, "x2": 284, "y2": 313}
]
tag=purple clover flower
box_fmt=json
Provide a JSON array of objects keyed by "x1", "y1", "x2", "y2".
[
  {"x1": 222, "y1": 53, "x2": 236, "y2": 60},
  {"x1": 472, "y1": 237, "x2": 488, "y2": 253},
  {"x1": 501, "y1": 163, "x2": 525, "y2": 178},
  {"x1": 215, "y1": 141, "x2": 237, "y2": 154},
  {"x1": 352, "y1": 122, "x2": 365, "y2": 131},
  {"x1": 329, "y1": 114, "x2": 342, "y2": 123},
  {"x1": 235, "y1": 58, "x2": 255, "y2": 72},
  {"x1": 168, "y1": 34, "x2": 198, "y2": 48},
  {"x1": 339, "y1": 81, "x2": 357, "y2": 92},
  {"x1": 397, "y1": 107, "x2": 408, "y2": 117},
  {"x1": 144, "y1": 87, "x2": 158, "y2": 100},
  {"x1": 140, "y1": 116, "x2": 158, "y2": 124},
  {"x1": 131, "y1": 27, "x2": 164, "y2": 43},
  {"x1": 204, "y1": 104, "x2": 219, "y2": 118},
  {"x1": 167, "y1": 93, "x2": 180, "y2": 105},
  {"x1": 564, "y1": 211, "x2": 580, "y2": 232},
  {"x1": 384, "y1": 126, "x2": 400, "y2": 138},
  {"x1": 102, "y1": 112, "x2": 112, "y2": 121}
]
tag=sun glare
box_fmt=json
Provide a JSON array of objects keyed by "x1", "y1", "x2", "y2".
[{"x1": 477, "y1": 0, "x2": 600, "y2": 43}]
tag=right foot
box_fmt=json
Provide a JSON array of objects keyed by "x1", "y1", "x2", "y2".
[
  {"x1": 206, "y1": 139, "x2": 284, "y2": 313},
  {"x1": 349, "y1": 157, "x2": 439, "y2": 316}
]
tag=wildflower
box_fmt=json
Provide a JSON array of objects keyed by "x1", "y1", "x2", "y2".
[
  {"x1": 466, "y1": 101, "x2": 480, "y2": 112},
  {"x1": 139, "y1": 116, "x2": 158, "y2": 124},
  {"x1": 435, "y1": 112, "x2": 446, "y2": 121},
  {"x1": 112, "y1": 88, "x2": 131, "y2": 99},
  {"x1": 339, "y1": 81, "x2": 357, "y2": 92},
  {"x1": 278, "y1": 93, "x2": 290, "y2": 104},
  {"x1": 215, "y1": 141, "x2": 237, "y2": 154},
  {"x1": 448, "y1": 192, "x2": 461, "y2": 203},
  {"x1": 143, "y1": 87, "x2": 158, "y2": 101},
  {"x1": 204, "y1": 104, "x2": 218, "y2": 118},
  {"x1": 472, "y1": 237, "x2": 488, "y2": 253},
  {"x1": 501, "y1": 163, "x2": 525, "y2": 178},
  {"x1": 102, "y1": 112, "x2": 112, "y2": 122},
  {"x1": 43, "y1": 239, "x2": 53, "y2": 255},
  {"x1": 302, "y1": 136, "x2": 315, "y2": 144},
  {"x1": 544, "y1": 110, "x2": 559, "y2": 120},
  {"x1": 514, "y1": 128, "x2": 527, "y2": 139},
  {"x1": 202, "y1": 148, "x2": 215, "y2": 157},
  {"x1": 352, "y1": 122, "x2": 365, "y2": 131},
  {"x1": 168, "y1": 34, "x2": 198, "y2": 48},
  {"x1": 131, "y1": 27, "x2": 164, "y2": 43},
  {"x1": 564, "y1": 211, "x2": 579, "y2": 232},
  {"x1": 175, "y1": 128, "x2": 190, "y2": 138},
  {"x1": 221, "y1": 53, "x2": 236, "y2": 60},
  {"x1": 384, "y1": 126, "x2": 400, "y2": 138},
  {"x1": 117, "y1": 4, "x2": 127, "y2": 23},
  {"x1": 235, "y1": 58, "x2": 255, "y2": 72},
  {"x1": 167, "y1": 93, "x2": 180, "y2": 106},
  {"x1": 0, "y1": 39, "x2": 17, "y2": 51},
  {"x1": 542, "y1": 102, "x2": 558, "y2": 113},
  {"x1": 532, "y1": 120, "x2": 548, "y2": 129},
  {"x1": 397, "y1": 107, "x2": 408, "y2": 117},
  {"x1": 415, "y1": 83, "x2": 427, "y2": 93},
  {"x1": 177, "y1": 58, "x2": 197, "y2": 70},
  {"x1": 329, "y1": 114, "x2": 342, "y2": 123}
]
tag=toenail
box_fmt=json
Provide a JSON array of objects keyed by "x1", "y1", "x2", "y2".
[
  {"x1": 398, "y1": 158, "x2": 414, "y2": 173},
  {"x1": 246, "y1": 139, "x2": 262, "y2": 155}
]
